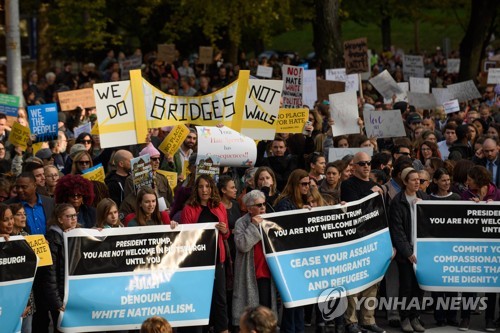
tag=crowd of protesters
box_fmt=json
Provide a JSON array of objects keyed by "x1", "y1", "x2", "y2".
[{"x1": 0, "y1": 44, "x2": 499, "y2": 333}]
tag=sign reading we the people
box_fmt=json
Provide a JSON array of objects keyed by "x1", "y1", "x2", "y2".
[
  {"x1": 27, "y1": 103, "x2": 58, "y2": 143},
  {"x1": 415, "y1": 201, "x2": 500, "y2": 292},
  {"x1": 260, "y1": 193, "x2": 392, "y2": 307},
  {"x1": 59, "y1": 225, "x2": 218, "y2": 331}
]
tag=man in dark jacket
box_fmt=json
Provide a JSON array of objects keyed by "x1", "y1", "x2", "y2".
[
  {"x1": 105, "y1": 149, "x2": 133, "y2": 209},
  {"x1": 340, "y1": 152, "x2": 385, "y2": 333},
  {"x1": 448, "y1": 124, "x2": 474, "y2": 161}
]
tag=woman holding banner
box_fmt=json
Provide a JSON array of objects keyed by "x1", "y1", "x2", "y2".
[
  {"x1": 389, "y1": 167, "x2": 428, "y2": 333},
  {"x1": 127, "y1": 187, "x2": 171, "y2": 227},
  {"x1": 232, "y1": 190, "x2": 277, "y2": 328},
  {"x1": 273, "y1": 169, "x2": 311, "y2": 333},
  {"x1": 181, "y1": 174, "x2": 230, "y2": 333}
]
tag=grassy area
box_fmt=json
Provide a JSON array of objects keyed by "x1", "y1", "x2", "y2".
[{"x1": 270, "y1": 9, "x2": 468, "y2": 57}]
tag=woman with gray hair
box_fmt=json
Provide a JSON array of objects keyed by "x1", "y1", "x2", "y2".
[{"x1": 232, "y1": 190, "x2": 277, "y2": 328}]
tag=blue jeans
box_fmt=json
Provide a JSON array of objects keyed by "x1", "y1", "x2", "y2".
[{"x1": 281, "y1": 306, "x2": 304, "y2": 333}]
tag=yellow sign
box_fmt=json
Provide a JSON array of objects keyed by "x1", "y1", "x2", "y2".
[
  {"x1": 275, "y1": 108, "x2": 309, "y2": 133},
  {"x1": 156, "y1": 169, "x2": 178, "y2": 194},
  {"x1": 90, "y1": 123, "x2": 99, "y2": 135},
  {"x1": 81, "y1": 164, "x2": 105, "y2": 183},
  {"x1": 8, "y1": 122, "x2": 31, "y2": 149},
  {"x1": 32, "y1": 142, "x2": 44, "y2": 155},
  {"x1": 24, "y1": 235, "x2": 53, "y2": 267},
  {"x1": 158, "y1": 125, "x2": 190, "y2": 157}
]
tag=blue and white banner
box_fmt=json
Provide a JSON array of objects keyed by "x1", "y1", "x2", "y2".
[
  {"x1": 0, "y1": 236, "x2": 38, "y2": 333},
  {"x1": 27, "y1": 103, "x2": 58, "y2": 142},
  {"x1": 415, "y1": 201, "x2": 500, "y2": 292},
  {"x1": 59, "y1": 224, "x2": 218, "y2": 332},
  {"x1": 260, "y1": 193, "x2": 392, "y2": 308}
]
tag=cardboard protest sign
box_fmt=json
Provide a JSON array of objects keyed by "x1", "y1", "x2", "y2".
[
  {"x1": 344, "y1": 37, "x2": 369, "y2": 74},
  {"x1": 443, "y1": 99, "x2": 460, "y2": 114},
  {"x1": 59, "y1": 226, "x2": 217, "y2": 331},
  {"x1": 131, "y1": 154, "x2": 153, "y2": 195},
  {"x1": 196, "y1": 126, "x2": 256, "y2": 167},
  {"x1": 260, "y1": 193, "x2": 392, "y2": 307},
  {"x1": 82, "y1": 163, "x2": 106, "y2": 183},
  {"x1": 487, "y1": 68, "x2": 500, "y2": 85},
  {"x1": 363, "y1": 110, "x2": 406, "y2": 139},
  {"x1": 198, "y1": 46, "x2": 214, "y2": 64},
  {"x1": 94, "y1": 80, "x2": 139, "y2": 148},
  {"x1": 432, "y1": 88, "x2": 453, "y2": 106},
  {"x1": 329, "y1": 91, "x2": 360, "y2": 136},
  {"x1": 58, "y1": 88, "x2": 95, "y2": 111},
  {"x1": 119, "y1": 55, "x2": 142, "y2": 80},
  {"x1": 24, "y1": 235, "x2": 52, "y2": 267},
  {"x1": 447, "y1": 59, "x2": 460, "y2": 74},
  {"x1": 403, "y1": 55, "x2": 425, "y2": 79},
  {"x1": 256, "y1": 65, "x2": 273, "y2": 78},
  {"x1": 303, "y1": 70, "x2": 318, "y2": 109},
  {"x1": 384, "y1": 82, "x2": 409, "y2": 104},
  {"x1": 369, "y1": 70, "x2": 403, "y2": 100},
  {"x1": 27, "y1": 103, "x2": 58, "y2": 143},
  {"x1": 276, "y1": 108, "x2": 309, "y2": 134},
  {"x1": 73, "y1": 122, "x2": 92, "y2": 138},
  {"x1": 325, "y1": 68, "x2": 359, "y2": 92},
  {"x1": 415, "y1": 201, "x2": 500, "y2": 292},
  {"x1": 158, "y1": 125, "x2": 190, "y2": 157},
  {"x1": 242, "y1": 79, "x2": 282, "y2": 140},
  {"x1": 447, "y1": 80, "x2": 482, "y2": 102},
  {"x1": 407, "y1": 92, "x2": 438, "y2": 110},
  {"x1": 0, "y1": 93, "x2": 20, "y2": 117},
  {"x1": 317, "y1": 79, "x2": 345, "y2": 103},
  {"x1": 8, "y1": 122, "x2": 31, "y2": 149},
  {"x1": 328, "y1": 147, "x2": 373, "y2": 162},
  {"x1": 282, "y1": 65, "x2": 303, "y2": 108},
  {"x1": 0, "y1": 237, "x2": 38, "y2": 333},
  {"x1": 410, "y1": 77, "x2": 430, "y2": 94},
  {"x1": 157, "y1": 44, "x2": 176, "y2": 63}
]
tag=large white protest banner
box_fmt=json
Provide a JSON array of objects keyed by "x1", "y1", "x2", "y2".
[
  {"x1": 329, "y1": 91, "x2": 360, "y2": 136},
  {"x1": 94, "y1": 80, "x2": 138, "y2": 148},
  {"x1": 487, "y1": 68, "x2": 500, "y2": 84},
  {"x1": 325, "y1": 68, "x2": 359, "y2": 92},
  {"x1": 447, "y1": 59, "x2": 460, "y2": 74},
  {"x1": 242, "y1": 79, "x2": 282, "y2": 140},
  {"x1": 196, "y1": 126, "x2": 256, "y2": 167},
  {"x1": 432, "y1": 88, "x2": 453, "y2": 106},
  {"x1": 447, "y1": 80, "x2": 482, "y2": 102},
  {"x1": 407, "y1": 92, "x2": 438, "y2": 110},
  {"x1": 363, "y1": 110, "x2": 406, "y2": 139},
  {"x1": 410, "y1": 77, "x2": 430, "y2": 94},
  {"x1": 328, "y1": 147, "x2": 373, "y2": 162},
  {"x1": 403, "y1": 55, "x2": 425, "y2": 79},
  {"x1": 303, "y1": 70, "x2": 317, "y2": 109},
  {"x1": 369, "y1": 70, "x2": 403, "y2": 100},
  {"x1": 282, "y1": 65, "x2": 303, "y2": 108}
]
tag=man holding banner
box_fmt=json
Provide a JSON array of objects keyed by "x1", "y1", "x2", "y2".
[{"x1": 340, "y1": 152, "x2": 386, "y2": 333}]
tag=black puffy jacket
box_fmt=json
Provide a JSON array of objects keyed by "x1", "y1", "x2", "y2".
[{"x1": 41, "y1": 225, "x2": 65, "y2": 310}]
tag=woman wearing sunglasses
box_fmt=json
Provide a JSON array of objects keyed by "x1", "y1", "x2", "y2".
[
  {"x1": 75, "y1": 132, "x2": 94, "y2": 157},
  {"x1": 70, "y1": 150, "x2": 93, "y2": 175},
  {"x1": 232, "y1": 190, "x2": 278, "y2": 329},
  {"x1": 54, "y1": 174, "x2": 96, "y2": 228}
]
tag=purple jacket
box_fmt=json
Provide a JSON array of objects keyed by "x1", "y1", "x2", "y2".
[{"x1": 461, "y1": 183, "x2": 500, "y2": 201}]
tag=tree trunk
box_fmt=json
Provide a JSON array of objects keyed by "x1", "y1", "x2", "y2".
[
  {"x1": 381, "y1": 16, "x2": 391, "y2": 52},
  {"x1": 459, "y1": 0, "x2": 497, "y2": 82},
  {"x1": 313, "y1": 0, "x2": 343, "y2": 73},
  {"x1": 37, "y1": 3, "x2": 51, "y2": 72},
  {"x1": 414, "y1": 20, "x2": 420, "y2": 54}
]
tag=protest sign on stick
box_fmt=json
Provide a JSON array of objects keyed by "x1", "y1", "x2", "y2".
[
  {"x1": 344, "y1": 38, "x2": 368, "y2": 74},
  {"x1": 369, "y1": 70, "x2": 403, "y2": 100},
  {"x1": 58, "y1": 88, "x2": 95, "y2": 111},
  {"x1": 403, "y1": 55, "x2": 425, "y2": 79},
  {"x1": 329, "y1": 91, "x2": 360, "y2": 136},
  {"x1": 28, "y1": 103, "x2": 58, "y2": 142},
  {"x1": 282, "y1": 65, "x2": 303, "y2": 108},
  {"x1": 363, "y1": 110, "x2": 406, "y2": 139}
]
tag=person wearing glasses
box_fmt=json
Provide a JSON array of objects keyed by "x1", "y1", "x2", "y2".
[
  {"x1": 75, "y1": 132, "x2": 94, "y2": 157},
  {"x1": 54, "y1": 174, "x2": 96, "y2": 228},
  {"x1": 232, "y1": 190, "x2": 277, "y2": 329},
  {"x1": 40, "y1": 203, "x2": 79, "y2": 333},
  {"x1": 340, "y1": 152, "x2": 385, "y2": 333},
  {"x1": 272, "y1": 169, "x2": 312, "y2": 333},
  {"x1": 44, "y1": 165, "x2": 60, "y2": 197},
  {"x1": 70, "y1": 150, "x2": 93, "y2": 175}
]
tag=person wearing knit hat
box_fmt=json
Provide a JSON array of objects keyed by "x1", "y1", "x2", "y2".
[
  {"x1": 70, "y1": 143, "x2": 87, "y2": 159},
  {"x1": 389, "y1": 166, "x2": 428, "y2": 333},
  {"x1": 139, "y1": 143, "x2": 160, "y2": 158}
]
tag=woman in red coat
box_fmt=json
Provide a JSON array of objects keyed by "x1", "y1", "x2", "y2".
[{"x1": 181, "y1": 174, "x2": 230, "y2": 333}]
